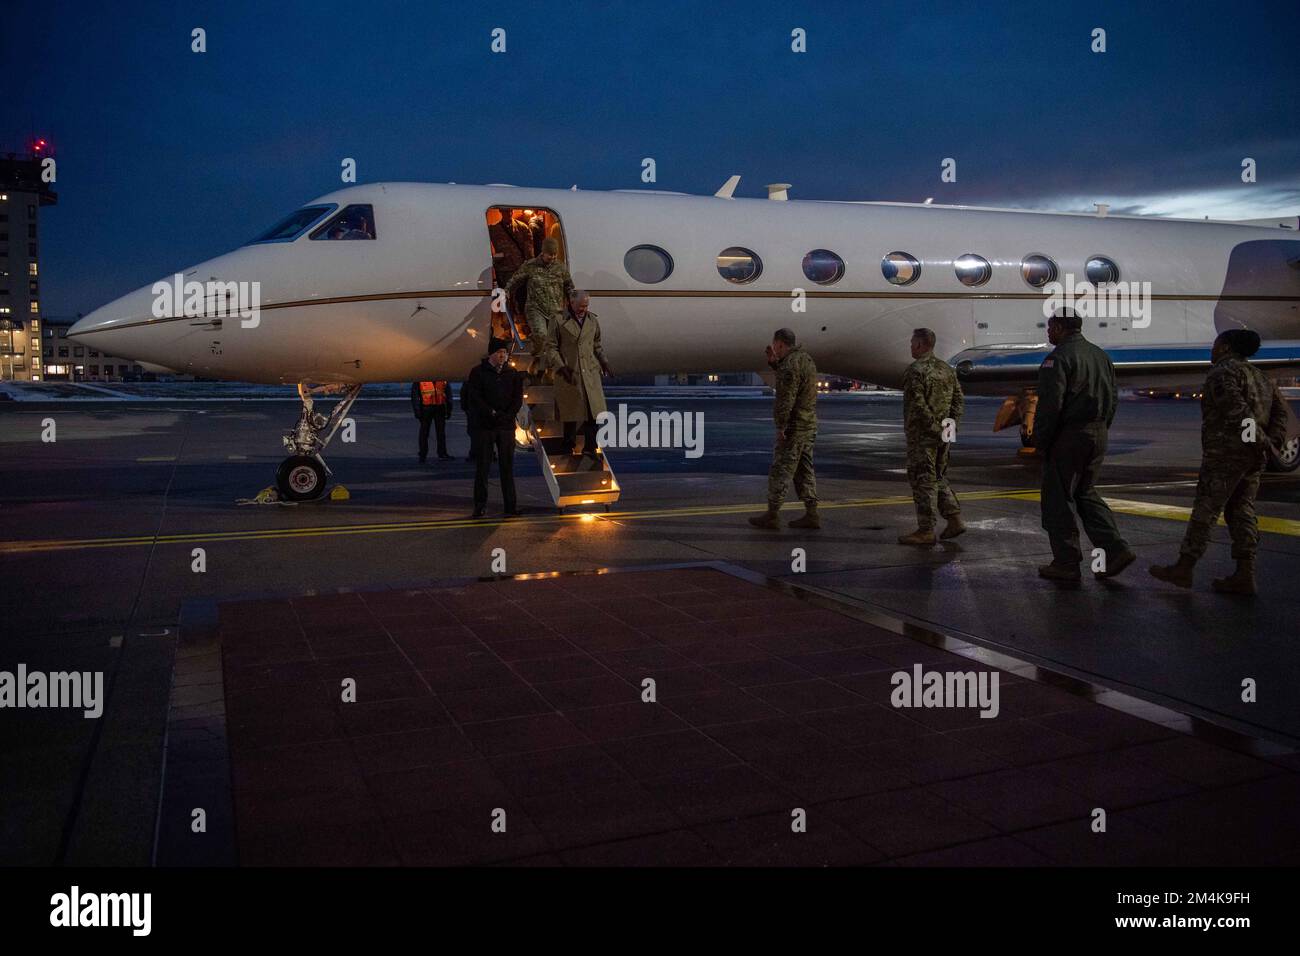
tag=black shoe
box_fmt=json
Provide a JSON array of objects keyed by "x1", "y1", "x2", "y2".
[
  {"x1": 1095, "y1": 549, "x2": 1137, "y2": 579},
  {"x1": 472, "y1": 507, "x2": 485, "y2": 518},
  {"x1": 504, "y1": 508, "x2": 524, "y2": 518},
  {"x1": 1038, "y1": 562, "x2": 1082, "y2": 582},
  {"x1": 418, "y1": 456, "x2": 427, "y2": 464},
  {"x1": 437, "y1": 453, "x2": 453, "y2": 460}
]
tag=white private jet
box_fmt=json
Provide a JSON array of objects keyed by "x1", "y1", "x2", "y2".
[{"x1": 69, "y1": 180, "x2": 1300, "y2": 501}]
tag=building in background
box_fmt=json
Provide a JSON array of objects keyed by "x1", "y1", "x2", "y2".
[
  {"x1": 0, "y1": 147, "x2": 56, "y2": 381},
  {"x1": 39, "y1": 317, "x2": 144, "y2": 381}
]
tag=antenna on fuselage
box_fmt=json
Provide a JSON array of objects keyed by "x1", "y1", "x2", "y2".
[{"x1": 715, "y1": 175, "x2": 741, "y2": 198}]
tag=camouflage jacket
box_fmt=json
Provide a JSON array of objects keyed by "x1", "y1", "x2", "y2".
[
  {"x1": 773, "y1": 345, "x2": 819, "y2": 435},
  {"x1": 1033, "y1": 331, "x2": 1118, "y2": 452},
  {"x1": 903, "y1": 352, "x2": 963, "y2": 443},
  {"x1": 1200, "y1": 353, "x2": 1288, "y2": 461},
  {"x1": 504, "y1": 256, "x2": 576, "y2": 316}
]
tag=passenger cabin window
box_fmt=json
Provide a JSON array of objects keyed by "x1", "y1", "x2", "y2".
[
  {"x1": 954, "y1": 254, "x2": 991, "y2": 287},
  {"x1": 311, "y1": 204, "x2": 376, "y2": 240},
  {"x1": 1085, "y1": 256, "x2": 1120, "y2": 285},
  {"x1": 882, "y1": 251, "x2": 921, "y2": 286},
  {"x1": 802, "y1": 249, "x2": 844, "y2": 285},
  {"x1": 1021, "y1": 254, "x2": 1058, "y2": 289},
  {"x1": 717, "y1": 247, "x2": 762, "y2": 283},
  {"x1": 249, "y1": 205, "x2": 336, "y2": 244},
  {"x1": 624, "y1": 245, "x2": 674, "y2": 283}
]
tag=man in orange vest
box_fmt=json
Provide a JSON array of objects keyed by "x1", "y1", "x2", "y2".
[{"x1": 410, "y1": 379, "x2": 453, "y2": 462}]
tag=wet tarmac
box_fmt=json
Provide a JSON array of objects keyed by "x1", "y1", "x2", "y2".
[{"x1": 3, "y1": 391, "x2": 1299, "y2": 865}]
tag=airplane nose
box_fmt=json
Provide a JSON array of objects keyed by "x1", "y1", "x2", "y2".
[{"x1": 69, "y1": 284, "x2": 169, "y2": 361}]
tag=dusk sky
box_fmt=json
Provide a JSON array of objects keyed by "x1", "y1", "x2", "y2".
[{"x1": 6, "y1": 0, "x2": 1299, "y2": 317}]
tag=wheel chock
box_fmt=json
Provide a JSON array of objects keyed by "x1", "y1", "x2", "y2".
[
  {"x1": 329, "y1": 485, "x2": 351, "y2": 501},
  {"x1": 236, "y1": 486, "x2": 283, "y2": 506}
]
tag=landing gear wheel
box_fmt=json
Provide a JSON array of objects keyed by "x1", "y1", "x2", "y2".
[
  {"x1": 1019, "y1": 424, "x2": 1033, "y2": 448},
  {"x1": 276, "y1": 455, "x2": 327, "y2": 501},
  {"x1": 1267, "y1": 436, "x2": 1300, "y2": 473}
]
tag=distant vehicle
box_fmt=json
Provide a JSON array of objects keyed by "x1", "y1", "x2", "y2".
[{"x1": 70, "y1": 182, "x2": 1300, "y2": 498}]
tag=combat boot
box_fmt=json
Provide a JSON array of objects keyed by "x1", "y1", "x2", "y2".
[
  {"x1": 1149, "y1": 554, "x2": 1196, "y2": 588},
  {"x1": 788, "y1": 503, "x2": 821, "y2": 530},
  {"x1": 939, "y1": 514, "x2": 966, "y2": 539},
  {"x1": 1095, "y1": 549, "x2": 1138, "y2": 579},
  {"x1": 1038, "y1": 562, "x2": 1082, "y2": 582},
  {"x1": 748, "y1": 509, "x2": 781, "y2": 530},
  {"x1": 1212, "y1": 557, "x2": 1256, "y2": 596},
  {"x1": 898, "y1": 528, "x2": 937, "y2": 546},
  {"x1": 1149, "y1": 556, "x2": 1196, "y2": 587}
]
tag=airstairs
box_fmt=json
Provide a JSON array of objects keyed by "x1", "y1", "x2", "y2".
[{"x1": 515, "y1": 381, "x2": 620, "y2": 513}]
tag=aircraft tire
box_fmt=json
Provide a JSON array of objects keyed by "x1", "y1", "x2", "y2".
[{"x1": 276, "y1": 455, "x2": 328, "y2": 501}]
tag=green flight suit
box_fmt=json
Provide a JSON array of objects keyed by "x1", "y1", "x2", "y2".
[{"x1": 1034, "y1": 330, "x2": 1129, "y2": 566}]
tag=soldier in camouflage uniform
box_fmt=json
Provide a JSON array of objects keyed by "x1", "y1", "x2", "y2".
[
  {"x1": 1034, "y1": 309, "x2": 1137, "y2": 582},
  {"x1": 750, "y1": 328, "x2": 820, "y2": 529},
  {"x1": 1150, "y1": 328, "x2": 1289, "y2": 595},
  {"x1": 504, "y1": 236, "x2": 575, "y2": 374},
  {"x1": 899, "y1": 328, "x2": 966, "y2": 545}
]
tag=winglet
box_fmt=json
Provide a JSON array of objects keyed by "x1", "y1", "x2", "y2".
[{"x1": 714, "y1": 175, "x2": 740, "y2": 199}]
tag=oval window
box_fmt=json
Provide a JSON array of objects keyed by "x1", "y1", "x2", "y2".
[
  {"x1": 954, "y1": 253, "x2": 992, "y2": 287},
  {"x1": 1021, "y1": 254, "x2": 1058, "y2": 289},
  {"x1": 624, "y1": 245, "x2": 674, "y2": 284},
  {"x1": 882, "y1": 251, "x2": 921, "y2": 286},
  {"x1": 802, "y1": 249, "x2": 845, "y2": 285},
  {"x1": 1085, "y1": 256, "x2": 1119, "y2": 285},
  {"x1": 717, "y1": 246, "x2": 762, "y2": 283}
]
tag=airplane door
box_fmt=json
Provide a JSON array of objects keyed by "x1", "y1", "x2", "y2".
[{"x1": 484, "y1": 205, "x2": 569, "y2": 349}]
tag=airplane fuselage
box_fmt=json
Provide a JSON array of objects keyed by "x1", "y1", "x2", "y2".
[{"x1": 71, "y1": 183, "x2": 1300, "y2": 392}]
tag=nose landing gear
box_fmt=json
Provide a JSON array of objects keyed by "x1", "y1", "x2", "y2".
[{"x1": 275, "y1": 382, "x2": 363, "y2": 501}]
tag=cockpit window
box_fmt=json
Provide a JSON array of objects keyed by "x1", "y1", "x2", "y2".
[
  {"x1": 310, "y1": 204, "x2": 376, "y2": 241},
  {"x1": 248, "y1": 205, "x2": 336, "y2": 244}
]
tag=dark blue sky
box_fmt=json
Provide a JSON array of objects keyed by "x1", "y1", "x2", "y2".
[{"x1": 6, "y1": 0, "x2": 1299, "y2": 317}]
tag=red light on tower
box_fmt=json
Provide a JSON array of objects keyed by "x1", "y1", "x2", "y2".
[{"x1": 32, "y1": 138, "x2": 47, "y2": 153}]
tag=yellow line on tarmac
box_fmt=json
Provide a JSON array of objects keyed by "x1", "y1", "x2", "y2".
[
  {"x1": 0, "y1": 488, "x2": 1036, "y2": 554},
  {"x1": 3, "y1": 486, "x2": 1296, "y2": 554},
  {"x1": 1002, "y1": 491, "x2": 1300, "y2": 538}
]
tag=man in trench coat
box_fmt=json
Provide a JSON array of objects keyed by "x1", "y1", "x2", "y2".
[{"x1": 549, "y1": 290, "x2": 612, "y2": 456}]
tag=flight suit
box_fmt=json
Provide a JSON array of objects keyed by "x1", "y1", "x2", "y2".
[
  {"x1": 1034, "y1": 330, "x2": 1130, "y2": 566},
  {"x1": 504, "y1": 255, "x2": 576, "y2": 370},
  {"x1": 1180, "y1": 354, "x2": 1288, "y2": 560},
  {"x1": 903, "y1": 351, "x2": 964, "y2": 530},
  {"x1": 767, "y1": 345, "x2": 819, "y2": 509}
]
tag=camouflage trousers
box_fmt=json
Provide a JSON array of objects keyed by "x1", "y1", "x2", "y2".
[
  {"x1": 768, "y1": 430, "x2": 817, "y2": 509},
  {"x1": 906, "y1": 439, "x2": 960, "y2": 531},
  {"x1": 1180, "y1": 455, "x2": 1263, "y2": 560},
  {"x1": 525, "y1": 302, "x2": 560, "y2": 371}
]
